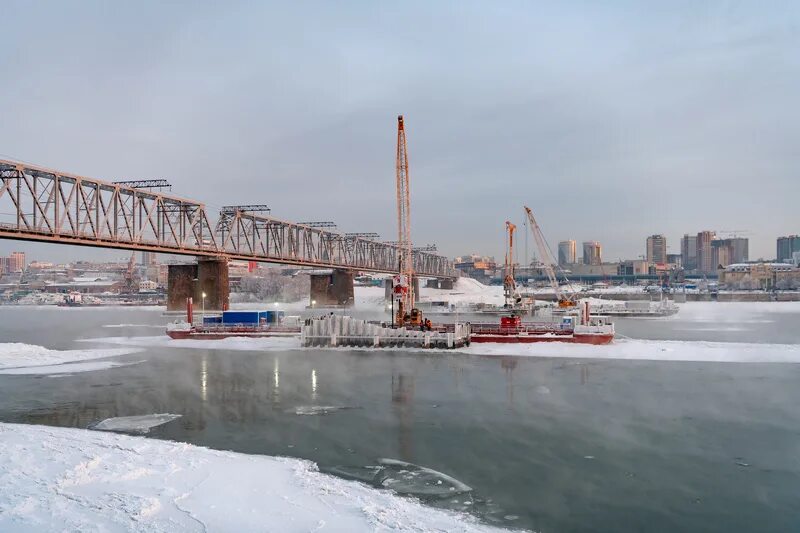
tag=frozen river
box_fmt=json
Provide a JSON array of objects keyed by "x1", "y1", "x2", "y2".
[{"x1": 1, "y1": 301, "x2": 799, "y2": 531}]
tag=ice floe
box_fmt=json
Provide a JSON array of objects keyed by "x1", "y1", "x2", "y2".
[
  {"x1": 0, "y1": 423, "x2": 500, "y2": 532},
  {"x1": 90, "y1": 414, "x2": 182, "y2": 434},
  {"x1": 290, "y1": 405, "x2": 360, "y2": 416},
  {"x1": 325, "y1": 458, "x2": 473, "y2": 499}
]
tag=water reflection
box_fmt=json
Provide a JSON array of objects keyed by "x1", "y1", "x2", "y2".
[
  {"x1": 391, "y1": 373, "x2": 415, "y2": 461},
  {"x1": 311, "y1": 369, "x2": 318, "y2": 401},
  {"x1": 501, "y1": 357, "x2": 518, "y2": 406},
  {"x1": 201, "y1": 357, "x2": 208, "y2": 402}
]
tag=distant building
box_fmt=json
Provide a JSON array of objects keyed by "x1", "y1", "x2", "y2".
[
  {"x1": 454, "y1": 255, "x2": 497, "y2": 282},
  {"x1": 711, "y1": 238, "x2": 749, "y2": 269},
  {"x1": 558, "y1": 240, "x2": 576, "y2": 266},
  {"x1": 1, "y1": 252, "x2": 26, "y2": 274},
  {"x1": 646, "y1": 235, "x2": 667, "y2": 265},
  {"x1": 777, "y1": 235, "x2": 800, "y2": 263},
  {"x1": 681, "y1": 234, "x2": 698, "y2": 271},
  {"x1": 618, "y1": 260, "x2": 649, "y2": 276},
  {"x1": 138, "y1": 279, "x2": 158, "y2": 293},
  {"x1": 720, "y1": 262, "x2": 799, "y2": 290},
  {"x1": 582, "y1": 241, "x2": 602, "y2": 266},
  {"x1": 696, "y1": 231, "x2": 716, "y2": 274},
  {"x1": 140, "y1": 251, "x2": 158, "y2": 266},
  {"x1": 667, "y1": 253, "x2": 682, "y2": 267}
]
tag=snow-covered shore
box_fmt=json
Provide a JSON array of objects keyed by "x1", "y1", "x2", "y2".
[{"x1": 0, "y1": 423, "x2": 501, "y2": 532}]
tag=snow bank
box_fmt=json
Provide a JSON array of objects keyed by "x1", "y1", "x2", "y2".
[
  {"x1": 457, "y1": 338, "x2": 800, "y2": 363},
  {"x1": 90, "y1": 414, "x2": 182, "y2": 434},
  {"x1": 0, "y1": 423, "x2": 500, "y2": 532},
  {"x1": 0, "y1": 343, "x2": 142, "y2": 374}
]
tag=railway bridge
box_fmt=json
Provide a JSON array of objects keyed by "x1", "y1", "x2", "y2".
[{"x1": 0, "y1": 159, "x2": 457, "y2": 309}]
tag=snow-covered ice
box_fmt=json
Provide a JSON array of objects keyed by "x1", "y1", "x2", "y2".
[
  {"x1": 0, "y1": 423, "x2": 501, "y2": 532},
  {"x1": 0, "y1": 343, "x2": 142, "y2": 374},
  {"x1": 90, "y1": 414, "x2": 182, "y2": 434},
  {"x1": 457, "y1": 338, "x2": 800, "y2": 363},
  {"x1": 81, "y1": 334, "x2": 300, "y2": 352}
]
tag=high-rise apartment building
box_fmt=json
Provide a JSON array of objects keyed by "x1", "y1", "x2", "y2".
[
  {"x1": 646, "y1": 234, "x2": 667, "y2": 264},
  {"x1": 777, "y1": 235, "x2": 800, "y2": 263},
  {"x1": 582, "y1": 241, "x2": 602, "y2": 266},
  {"x1": 696, "y1": 231, "x2": 716, "y2": 273},
  {"x1": 681, "y1": 234, "x2": 698, "y2": 271},
  {"x1": 558, "y1": 240, "x2": 576, "y2": 266},
  {"x1": 710, "y1": 238, "x2": 748, "y2": 270},
  {"x1": 4, "y1": 252, "x2": 26, "y2": 273}
]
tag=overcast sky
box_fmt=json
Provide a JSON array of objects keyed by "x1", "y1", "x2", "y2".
[{"x1": 1, "y1": 1, "x2": 797, "y2": 263}]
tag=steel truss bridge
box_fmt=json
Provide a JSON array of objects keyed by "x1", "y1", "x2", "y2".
[{"x1": 0, "y1": 159, "x2": 456, "y2": 278}]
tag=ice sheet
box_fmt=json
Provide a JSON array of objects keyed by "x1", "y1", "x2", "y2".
[
  {"x1": 0, "y1": 423, "x2": 500, "y2": 532},
  {"x1": 0, "y1": 343, "x2": 142, "y2": 372}
]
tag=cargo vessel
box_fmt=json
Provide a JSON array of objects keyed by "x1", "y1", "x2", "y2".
[
  {"x1": 468, "y1": 302, "x2": 614, "y2": 345},
  {"x1": 166, "y1": 299, "x2": 300, "y2": 340}
]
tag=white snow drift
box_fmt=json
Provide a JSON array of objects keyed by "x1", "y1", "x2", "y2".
[
  {"x1": 0, "y1": 423, "x2": 501, "y2": 532},
  {"x1": 0, "y1": 343, "x2": 141, "y2": 375}
]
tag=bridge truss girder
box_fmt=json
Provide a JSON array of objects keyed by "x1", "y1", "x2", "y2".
[{"x1": 0, "y1": 160, "x2": 456, "y2": 278}]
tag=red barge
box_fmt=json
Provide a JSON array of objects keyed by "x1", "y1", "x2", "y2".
[{"x1": 468, "y1": 302, "x2": 615, "y2": 345}]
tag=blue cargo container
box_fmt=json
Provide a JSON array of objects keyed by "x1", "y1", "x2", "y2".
[
  {"x1": 222, "y1": 310, "x2": 270, "y2": 325},
  {"x1": 203, "y1": 315, "x2": 223, "y2": 324},
  {"x1": 263, "y1": 310, "x2": 286, "y2": 323}
]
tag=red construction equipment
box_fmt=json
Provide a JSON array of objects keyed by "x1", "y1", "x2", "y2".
[
  {"x1": 394, "y1": 115, "x2": 423, "y2": 327},
  {"x1": 503, "y1": 221, "x2": 518, "y2": 307}
]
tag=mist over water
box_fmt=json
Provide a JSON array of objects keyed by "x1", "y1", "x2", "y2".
[{"x1": 1, "y1": 304, "x2": 799, "y2": 531}]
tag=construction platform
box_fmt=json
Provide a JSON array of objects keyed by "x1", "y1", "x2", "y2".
[{"x1": 300, "y1": 315, "x2": 470, "y2": 349}]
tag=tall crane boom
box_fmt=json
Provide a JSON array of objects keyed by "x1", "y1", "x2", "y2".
[
  {"x1": 523, "y1": 206, "x2": 577, "y2": 307},
  {"x1": 503, "y1": 221, "x2": 518, "y2": 307},
  {"x1": 396, "y1": 115, "x2": 414, "y2": 311}
]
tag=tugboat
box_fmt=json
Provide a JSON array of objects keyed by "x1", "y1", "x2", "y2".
[{"x1": 166, "y1": 298, "x2": 300, "y2": 340}]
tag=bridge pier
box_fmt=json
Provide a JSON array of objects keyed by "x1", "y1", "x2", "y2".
[
  {"x1": 167, "y1": 258, "x2": 229, "y2": 312},
  {"x1": 309, "y1": 269, "x2": 354, "y2": 308},
  {"x1": 383, "y1": 276, "x2": 421, "y2": 302}
]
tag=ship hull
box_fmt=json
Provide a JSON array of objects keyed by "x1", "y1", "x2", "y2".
[
  {"x1": 470, "y1": 332, "x2": 613, "y2": 345},
  {"x1": 166, "y1": 328, "x2": 299, "y2": 340}
]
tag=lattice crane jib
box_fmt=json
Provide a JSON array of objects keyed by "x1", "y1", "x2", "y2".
[{"x1": 396, "y1": 115, "x2": 414, "y2": 309}]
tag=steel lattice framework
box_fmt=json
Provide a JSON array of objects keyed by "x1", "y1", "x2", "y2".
[{"x1": 0, "y1": 159, "x2": 456, "y2": 278}]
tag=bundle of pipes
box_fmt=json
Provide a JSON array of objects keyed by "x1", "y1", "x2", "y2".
[{"x1": 300, "y1": 315, "x2": 470, "y2": 349}]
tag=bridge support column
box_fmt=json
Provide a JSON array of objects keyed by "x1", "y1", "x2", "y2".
[
  {"x1": 167, "y1": 259, "x2": 229, "y2": 312},
  {"x1": 383, "y1": 276, "x2": 421, "y2": 303},
  {"x1": 310, "y1": 269, "x2": 354, "y2": 308}
]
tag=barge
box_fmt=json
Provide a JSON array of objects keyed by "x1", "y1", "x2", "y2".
[
  {"x1": 167, "y1": 299, "x2": 300, "y2": 340},
  {"x1": 469, "y1": 302, "x2": 614, "y2": 345}
]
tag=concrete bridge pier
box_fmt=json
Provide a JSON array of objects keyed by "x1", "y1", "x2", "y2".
[
  {"x1": 167, "y1": 258, "x2": 229, "y2": 312},
  {"x1": 384, "y1": 276, "x2": 422, "y2": 302},
  {"x1": 310, "y1": 269, "x2": 355, "y2": 307}
]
